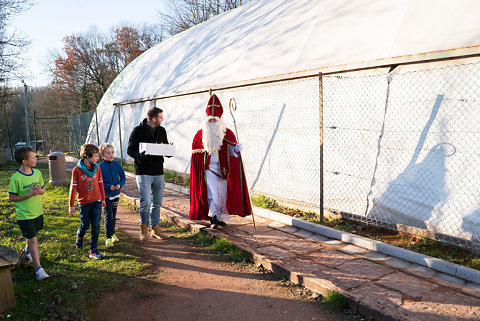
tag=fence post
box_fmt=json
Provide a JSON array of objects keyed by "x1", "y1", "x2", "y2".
[
  {"x1": 4, "y1": 109, "x2": 13, "y2": 160},
  {"x1": 319, "y1": 72, "x2": 324, "y2": 223},
  {"x1": 33, "y1": 111, "x2": 37, "y2": 152},
  {"x1": 95, "y1": 109, "x2": 100, "y2": 146},
  {"x1": 116, "y1": 104, "x2": 124, "y2": 165}
]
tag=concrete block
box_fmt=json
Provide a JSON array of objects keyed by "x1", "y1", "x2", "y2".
[
  {"x1": 435, "y1": 272, "x2": 466, "y2": 288},
  {"x1": 281, "y1": 226, "x2": 298, "y2": 233},
  {"x1": 292, "y1": 218, "x2": 316, "y2": 233},
  {"x1": 340, "y1": 244, "x2": 369, "y2": 255},
  {"x1": 324, "y1": 239, "x2": 344, "y2": 247},
  {"x1": 314, "y1": 224, "x2": 344, "y2": 240},
  {"x1": 308, "y1": 234, "x2": 328, "y2": 242},
  {"x1": 267, "y1": 221, "x2": 286, "y2": 229},
  {"x1": 405, "y1": 264, "x2": 437, "y2": 279},
  {"x1": 382, "y1": 257, "x2": 413, "y2": 270},
  {"x1": 374, "y1": 242, "x2": 458, "y2": 276},
  {"x1": 455, "y1": 265, "x2": 480, "y2": 285},
  {"x1": 363, "y1": 251, "x2": 389, "y2": 262},
  {"x1": 165, "y1": 182, "x2": 189, "y2": 195},
  {"x1": 341, "y1": 234, "x2": 376, "y2": 251},
  {"x1": 293, "y1": 229, "x2": 313, "y2": 239}
]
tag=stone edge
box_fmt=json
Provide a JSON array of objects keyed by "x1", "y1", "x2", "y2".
[
  {"x1": 121, "y1": 194, "x2": 404, "y2": 321},
  {"x1": 70, "y1": 158, "x2": 479, "y2": 287}
]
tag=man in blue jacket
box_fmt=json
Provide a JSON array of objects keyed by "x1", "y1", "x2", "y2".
[{"x1": 99, "y1": 143, "x2": 126, "y2": 249}]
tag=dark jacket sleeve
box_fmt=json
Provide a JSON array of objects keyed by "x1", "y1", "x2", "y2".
[
  {"x1": 160, "y1": 127, "x2": 172, "y2": 158},
  {"x1": 127, "y1": 127, "x2": 140, "y2": 160},
  {"x1": 162, "y1": 127, "x2": 169, "y2": 144}
]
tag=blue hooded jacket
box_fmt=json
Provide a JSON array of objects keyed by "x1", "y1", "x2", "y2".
[{"x1": 99, "y1": 160, "x2": 126, "y2": 199}]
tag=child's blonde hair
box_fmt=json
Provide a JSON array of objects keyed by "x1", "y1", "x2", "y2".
[
  {"x1": 80, "y1": 144, "x2": 99, "y2": 159},
  {"x1": 99, "y1": 143, "x2": 114, "y2": 155}
]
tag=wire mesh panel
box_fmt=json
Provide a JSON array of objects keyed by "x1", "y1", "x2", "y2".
[
  {"x1": 323, "y1": 70, "x2": 389, "y2": 217},
  {"x1": 215, "y1": 77, "x2": 320, "y2": 209},
  {"x1": 68, "y1": 111, "x2": 96, "y2": 153},
  {"x1": 324, "y1": 58, "x2": 480, "y2": 248},
  {"x1": 367, "y1": 60, "x2": 480, "y2": 246}
]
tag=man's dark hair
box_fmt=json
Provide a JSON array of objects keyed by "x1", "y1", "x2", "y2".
[
  {"x1": 14, "y1": 146, "x2": 35, "y2": 164},
  {"x1": 147, "y1": 107, "x2": 163, "y2": 120}
]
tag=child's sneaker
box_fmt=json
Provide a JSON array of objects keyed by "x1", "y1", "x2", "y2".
[
  {"x1": 105, "y1": 238, "x2": 114, "y2": 249},
  {"x1": 112, "y1": 234, "x2": 119, "y2": 243},
  {"x1": 35, "y1": 267, "x2": 49, "y2": 280},
  {"x1": 24, "y1": 248, "x2": 33, "y2": 263},
  {"x1": 89, "y1": 249, "x2": 104, "y2": 260},
  {"x1": 75, "y1": 236, "x2": 84, "y2": 249}
]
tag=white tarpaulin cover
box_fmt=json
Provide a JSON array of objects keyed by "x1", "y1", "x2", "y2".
[
  {"x1": 93, "y1": 0, "x2": 480, "y2": 113},
  {"x1": 87, "y1": 0, "x2": 480, "y2": 242}
]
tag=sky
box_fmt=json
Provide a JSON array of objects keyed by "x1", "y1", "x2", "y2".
[{"x1": 10, "y1": 0, "x2": 168, "y2": 88}]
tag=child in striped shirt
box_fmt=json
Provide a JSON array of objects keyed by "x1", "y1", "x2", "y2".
[{"x1": 69, "y1": 144, "x2": 106, "y2": 259}]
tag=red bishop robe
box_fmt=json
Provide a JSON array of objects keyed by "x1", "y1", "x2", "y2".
[{"x1": 189, "y1": 128, "x2": 252, "y2": 220}]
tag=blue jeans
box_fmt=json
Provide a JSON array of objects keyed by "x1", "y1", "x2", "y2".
[
  {"x1": 104, "y1": 198, "x2": 119, "y2": 238},
  {"x1": 136, "y1": 175, "x2": 165, "y2": 227},
  {"x1": 77, "y1": 201, "x2": 102, "y2": 251}
]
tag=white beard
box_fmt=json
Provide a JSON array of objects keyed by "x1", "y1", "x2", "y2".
[{"x1": 202, "y1": 118, "x2": 227, "y2": 155}]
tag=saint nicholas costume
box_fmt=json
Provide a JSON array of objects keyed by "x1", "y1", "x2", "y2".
[{"x1": 189, "y1": 95, "x2": 252, "y2": 225}]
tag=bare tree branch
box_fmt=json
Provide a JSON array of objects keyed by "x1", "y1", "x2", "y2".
[{"x1": 159, "y1": 0, "x2": 249, "y2": 36}]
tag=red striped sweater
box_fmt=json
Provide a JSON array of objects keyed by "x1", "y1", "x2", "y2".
[{"x1": 69, "y1": 165, "x2": 105, "y2": 207}]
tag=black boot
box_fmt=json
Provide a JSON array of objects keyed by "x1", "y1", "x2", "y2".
[
  {"x1": 209, "y1": 216, "x2": 218, "y2": 229},
  {"x1": 217, "y1": 217, "x2": 226, "y2": 227}
]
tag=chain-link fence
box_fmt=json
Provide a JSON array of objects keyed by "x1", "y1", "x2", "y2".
[
  {"x1": 1, "y1": 108, "x2": 68, "y2": 158},
  {"x1": 34, "y1": 115, "x2": 69, "y2": 154},
  {"x1": 68, "y1": 110, "x2": 98, "y2": 153},
  {"x1": 80, "y1": 55, "x2": 480, "y2": 249},
  {"x1": 323, "y1": 58, "x2": 480, "y2": 248},
  {"x1": 214, "y1": 78, "x2": 320, "y2": 209}
]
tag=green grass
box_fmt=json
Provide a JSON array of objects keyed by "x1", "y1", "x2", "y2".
[
  {"x1": 0, "y1": 161, "x2": 152, "y2": 320},
  {"x1": 189, "y1": 232, "x2": 252, "y2": 264},
  {"x1": 321, "y1": 290, "x2": 349, "y2": 312},
  {"x1": 121, "y1": 163, "x2": 190, "y2": 188}
]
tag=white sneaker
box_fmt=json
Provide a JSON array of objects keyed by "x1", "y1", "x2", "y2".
[
  {"x1": 24, "y1": 248, "x2": 33, "y2": 263},
  {"x1": 35, "y1": 267, "x2": 49, "y2": 280}
]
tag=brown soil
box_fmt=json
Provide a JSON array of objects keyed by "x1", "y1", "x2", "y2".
[{"x1": 96, "y1": 205, "x2": 360, "y2": 321}]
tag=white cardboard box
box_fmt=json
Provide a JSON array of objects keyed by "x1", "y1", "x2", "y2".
[{"x1": 139, "y1": 143, "x2": 175, "y2": 157}]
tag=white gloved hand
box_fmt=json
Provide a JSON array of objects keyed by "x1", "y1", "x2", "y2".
[{"x1": 234, "y1": 143, "x2": 242, "y2": 153}]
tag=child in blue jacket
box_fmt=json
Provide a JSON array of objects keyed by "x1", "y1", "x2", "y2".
[{"x1": 99, "y1": 143, "x2": 126, "y2": 249}]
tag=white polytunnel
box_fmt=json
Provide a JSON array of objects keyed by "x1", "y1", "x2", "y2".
[{"x1": 86, "y1": 0, "x2": 480, "y2": 245}]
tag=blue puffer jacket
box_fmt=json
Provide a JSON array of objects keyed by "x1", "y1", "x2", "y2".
[{"x1": 99, "y1": 160, "x2": 126, "y2": 199}]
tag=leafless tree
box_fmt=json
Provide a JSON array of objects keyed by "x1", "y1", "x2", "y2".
[
  {"x1": 160, "y1": 0, "x2": 249, "y2": 36},
  {"x1": 0, "y1": 0, "x2": 31, "y2": 89},
  {"x1": 49, "y1": 23, "x2": 163, "y2": 114}
]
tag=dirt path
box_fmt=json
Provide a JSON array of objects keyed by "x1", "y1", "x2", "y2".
[{"x1": 96, "y1": 205, "x2": 355, "y2": 321}]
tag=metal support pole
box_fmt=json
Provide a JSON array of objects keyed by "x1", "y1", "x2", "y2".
[
  {"x1": 116, "y1": 105, "x2": 124, "y2": 164},
  {"x1": 23, "y1": 82, "x2": 30, "y2": 147},
  {"x1": 33, "y1": 111, "x2": 37, "y2": 151},
  {"x1": 95, "y1": 108, "x2": 100, "y2": 146},
  {"x1": 4, "y1": 109, "x2": 13, "y2": 160},
  {"x1": 319, "y1": 72, "x2": 324, "y2": 223}
]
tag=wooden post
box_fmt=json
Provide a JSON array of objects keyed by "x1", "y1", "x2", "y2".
[{"x1": 0, "y1": 246, "x2": 19, "y2": 314}]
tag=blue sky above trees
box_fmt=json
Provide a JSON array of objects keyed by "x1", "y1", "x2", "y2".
[{"x1": 11, "y1": 0, "x2": 167, "y2": 87}]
